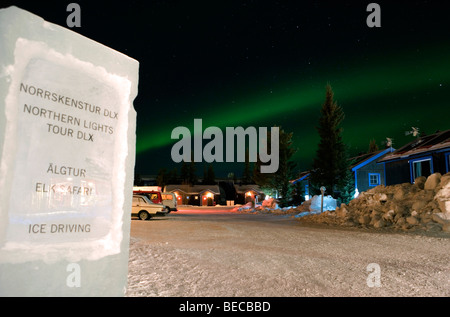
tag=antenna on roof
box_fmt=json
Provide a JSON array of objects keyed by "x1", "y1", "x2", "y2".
[
  {"x1": 384, "y1": 137, "x2": 393, "y2": 148},
  {"x1": 405, "y1": 127, "x2": 420, "y2": 137}
]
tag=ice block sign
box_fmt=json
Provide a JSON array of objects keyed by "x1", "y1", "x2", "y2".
[{"x1": 0, "y1": 7, "x2": 138, "y2": 296}]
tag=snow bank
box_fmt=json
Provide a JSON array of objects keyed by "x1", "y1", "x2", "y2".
[
  {"x1": 297, "y1": 172, "x2": 450, "y2": 234},
  {"x1": 309, "y1": 195, "x2": 337, "y2": 212},
  {"x1": 233, "y1": 196, "x2": 336, "y2": 216}
]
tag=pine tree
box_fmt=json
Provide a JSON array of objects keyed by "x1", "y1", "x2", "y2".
[
  {"x1": 339, "y1": 166, "x2": 355, "y2": 205},
  {"x1": 167, "y1": 167, "x2": 178, "y2": 184},
  {"x1": 291, "y1": 181, "x2": 305, "y2": 206},
  {"x1": 242, "y1": 148, "x2": 253, "y2": 184},
  {"x1": 180, "y1": 161, "x2": 190, "y2": 184},
  {"x1": 203, "y1": 164, "x2": 216, "y2": 185},
  {"x1": 188, "y1": 159, "x2": 197, "y2": 185},
  {"x1": 368, "y1": 139, "x2": 379, "y2": 153},
  {"x1": 310, "y1": 84, "x2": 352, "y2": 202},
  {"x1": 207, "y1": 165, "x2": 215, "y2": 184},
  {"x1": 252, "y1": 127, "x2": 297, "y2": 206},
  {"x1": 272, "y1": 128, "x2": 297, "y2": 207},
  {"x1": 253, "y1": 131, "x2": 273, "y2": 191},
  {"x1": 156, "y1": 168, "x2": 168, "y2": 188},
  {"x1": 180, "y1": 155, "x2": 197, "y2": 185}
]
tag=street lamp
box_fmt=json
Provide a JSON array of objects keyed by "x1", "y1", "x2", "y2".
[{"x1": 320, "y1": 186, "x2": 326, "y2": 213}]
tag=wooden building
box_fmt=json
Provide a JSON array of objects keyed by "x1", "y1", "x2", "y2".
[
  {"x1": 164, "y1": 185, "x2": 221, "y2": 206},
  {"x1": 351, "y1": 147, "x2": 395, "y2": 194},
  {"x1": 234, "y1": 185, "x2": 265, "y2": 204},
  {"x1": 378, "y1": 129, "x2": 450, "y2": 185}
]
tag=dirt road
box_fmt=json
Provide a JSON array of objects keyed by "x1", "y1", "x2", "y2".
[{"x1": 126, "y1": 207, "x2": 449, "y2": 297}]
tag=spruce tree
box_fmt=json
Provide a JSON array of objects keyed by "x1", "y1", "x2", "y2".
[
  {"x1": 188, "y1": 159, "x2": 197, "y2": 185},
  {"x1": 368, "y1": 139, "x2": 379, "y2": 153},
  {"x1": 272, "y1": 128, "x2": 297, "y2": 207},
  {"x1": 180, "y1": 161, "x2": 190, "y2": 185},
  {"x1": 168, "y1": 167, "x2": 178, "y2": 184},
  {"x1": 253, "y1": 127, "x2": 297, "y2": 206},
  {"x1": 242, "y1": 148, "x2": 253, "y2": 184},
  {"x1": 156, "y1": 168, "x2": 168, "y2": 187},
  {"x1": 180, "y1": 155, "x2": 197, "y2": 185},
  {"x1": 310, "y1": 84, "x2": 352, "y2": 203},
  {"x1": 203, "y1": 164, "x2": 216, "y2": 185}
]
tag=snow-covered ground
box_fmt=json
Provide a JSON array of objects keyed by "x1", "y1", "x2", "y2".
[{"x1": 125, "y1": 209, "x2": 449, "y2": 297}]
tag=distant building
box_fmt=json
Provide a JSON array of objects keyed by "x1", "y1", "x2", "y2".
[
  {"x1": 291, "y1": 171, "x2": 311, "y2": 201},
  {"x1": 378, "y1": 129, "x2": 450, "y2": 184},
  {"x1": 351, "y1": 147, "x2": 395, "y2": 194},
  {"x1": 292, "y1": 148, "x2": 395, "y2": 200},
  {"x1": 234, "y1": 185, "x2": 265, "y2": 204},
  {"x1": 164, "y1": 184, "x2": 221, "y2": 206}
]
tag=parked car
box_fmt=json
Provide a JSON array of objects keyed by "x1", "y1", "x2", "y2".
[
  {"x1": 132, "y1": 195, "x2": 168, "y2": 220},
  {"x1": 162, "y1": 192, "x2": 178, "y2": 212}
]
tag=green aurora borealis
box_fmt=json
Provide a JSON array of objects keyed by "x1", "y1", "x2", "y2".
[
  {"x1": 135, "y1": 43, "x2": 450, "y2": 173},
  {"x1": 3, "y1": 1, "x2": 448, "y2": 176}
]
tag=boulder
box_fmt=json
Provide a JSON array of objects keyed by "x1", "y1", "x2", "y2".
[
  {"x1": 443, "y1": 223, "x2": 450, "y2": 233},
  {"x1": 419, "y1": 213, "x2": 433, "y2": 224},
  {"x1": 424, "y1": 173, "x2": 441, "y2": 190},
  {"x1": 396, "y1": 217, "x2": 406, "y2": 226},
  {"x1": 426, "y1": 222, "x2": 442, "y2": 232},
  {"x1": 373, "y1": 193, "x2": 388, "y2": 203},
  {"x1": 358, "y1": 215, "x2": 371, "y2": 225},
  {"x1": 336, "y1": 205, "x2": 348, "y2": 218},
  {"x1": 295, "y1": 172, "x2": 450, "y2": 234},
  {"x1": 435, "y1": 174, "x2": 450, "y2": 213},
  {"x1": 394, "y1": 204, "x2": 407, "y2": 216},
  {"x1": 414, "y1": 176, "x2": 427, "y2": 189},
  {"x1": 406, "y1": 216, "x2": 419, "y2": 226},
  {"x1": 382, "y1": 209, "x2": 394, "y2": 222},
  {"x1": 431, "y1": 213, "x2": 450, "y2": 226},
  {"x1": 393, "y1": 184, "x2": 411, "y2": 200},
  {"x1": 373, "y1": 219, "x2": 385, "y2": 228},
  {"x1": 411, "y1": 200, "x2": 427, "y2": 213}
]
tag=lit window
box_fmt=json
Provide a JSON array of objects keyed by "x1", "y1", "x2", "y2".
[{"x1": 369, "y1": 173, "x2": 380, "y2": 186}]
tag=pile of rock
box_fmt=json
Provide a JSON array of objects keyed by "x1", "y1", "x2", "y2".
[{"x1": 298, "y1": 172, "x2": 450, "y2": 233}]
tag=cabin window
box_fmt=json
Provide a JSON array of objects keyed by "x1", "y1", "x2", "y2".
[
  {"x1": 368, "y1": 173, "x2": 380, "y2": 186},
  {"x1": 410, "y1": 158, "x2": 432, "y2": 181}
]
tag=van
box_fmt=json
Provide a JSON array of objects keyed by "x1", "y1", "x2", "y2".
[
  {"x1": 162, "y1": 192, "x2": 178, "y2": 211},
  {"x1": 133, "y1": 186, "x2": 162, "y2": 204}
]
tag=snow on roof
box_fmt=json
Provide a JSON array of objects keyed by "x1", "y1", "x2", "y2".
[
  {"x1": 234, "y1": 185, "x2": 263, "y2": 194},
  {"x1": 350, "y1": 147, "x2": 395, "y2": 171},
  {"x1": 164, "y1": 184, "x2": 221, "y2": 195},
  {"x1": 291, "y1": 171, "x2": 311, "y2": 184}
]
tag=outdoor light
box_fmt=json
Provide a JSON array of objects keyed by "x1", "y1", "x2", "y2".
[{"x1": 320, "y1": 186, "x2": 326, "y2": 213}]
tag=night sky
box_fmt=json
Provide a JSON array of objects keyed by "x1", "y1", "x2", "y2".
[{"x1": 2, "y1": 1, "x2": 449, "y2": 178}]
